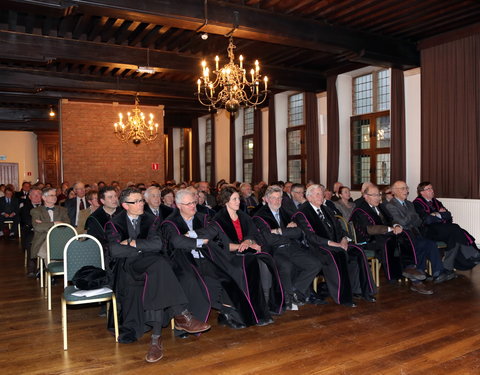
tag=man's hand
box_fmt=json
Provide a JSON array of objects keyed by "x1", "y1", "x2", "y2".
[
  {"x1": 393, "y1": 226, "x2": 403, "y2": 235},
  {"x1": 439, "y1": 208, "x2": 447, "y2": 212},
  {"x1": 287, "y1": 222, "x2": 297, "y2": 228}
]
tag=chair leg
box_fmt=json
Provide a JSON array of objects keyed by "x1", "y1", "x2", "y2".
[
  {"x1": 62, "y1": 297, "x2": 68, "y2": 350},
  {"x1": 375, "y1": 259, "x2": 380, "y2": 288},
  {"x1": 112, "y1": 295, "x2": 119, "y2": 342},
  {"x1": 313, "y1": 276, "x2": 318, "y2": 293},
  {"x1": 38, "y1": 257, "x2": 44, "y2": 288},
  {"x1": 47, "y1": 272, "x2": 51, "y2": 310},
  {"x1": 24, "y1": 249, "x2": 27, "y2": 268}
]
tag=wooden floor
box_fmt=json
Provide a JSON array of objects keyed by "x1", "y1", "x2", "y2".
[{"x1": 2, "y1": 238, "x2": 480, "y2": 375}]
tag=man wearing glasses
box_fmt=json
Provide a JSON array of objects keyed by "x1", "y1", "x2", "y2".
[
  {"x1": 413, "y1": 181, "x2": 480, "y2": 271},
  {"x1": 350, "y1": 185, "x2": 423, "y2": 286},
  {"x1": 106, "y1": 187, "x2": 211, "y2": 363},
  {"x1": 30, "y1": 187, "x2": 69, "y2": 262},
  {"x1": 385, "y1": 181, "x2": 452, "y2": 293}
]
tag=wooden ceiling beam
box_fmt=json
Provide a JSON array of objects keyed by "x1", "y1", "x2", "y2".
[{"x1": 49, "y1": 0, "x2": 419, "y2": 68}]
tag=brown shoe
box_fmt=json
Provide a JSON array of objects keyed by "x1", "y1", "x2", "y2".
[
  {"x1": 145, "y1": 338, "x2": 163, "y2": 363},
  {"x1": 402, "y1": 268, "x2": 426, "y2": 281},
  {"x1": 174, "y1": 311, "x2": 211, "y2": 334},
  {"x1": 410, "y1": 282, "x2": 433, "y2": 295}
]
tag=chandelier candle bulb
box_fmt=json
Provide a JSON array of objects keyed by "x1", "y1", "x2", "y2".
[
  {"x1": 239, "y1": 55, "x2": 243, "y2": 68},
  {"x1": 264, "y1": 76, "x2": 268, "y2": 90},
  {"x1": 215, "y1": 56, "x2": 219, "y2": 70}
]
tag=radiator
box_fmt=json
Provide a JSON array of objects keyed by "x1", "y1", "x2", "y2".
[{"x1": 438, "y1": 198, "x2": 480, "y2": 241}]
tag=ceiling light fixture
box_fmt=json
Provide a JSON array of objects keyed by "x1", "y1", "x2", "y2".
[
  {"x1": 196, "y1": 35, "x2": 268, "y2": 113},
  {"x1": 136, "y1": 48, "x2": 156, "y2": 74},
  {"x1": 48, "y1": 106, "x2": 55, "y2": 118},
  {"x1": 113, "y1": 93, "x2": 159, "y2": 145}
]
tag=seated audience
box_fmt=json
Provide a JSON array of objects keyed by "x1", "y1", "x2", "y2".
[
  {"x1": 293, "y1": 184, "x2": 376, "y2": 306},
  {"x1": 105, "y1": 187, "x2": 210, "y2": 363},
  {"x1": 334, "y1": 186, "x2": 355, "y2": 219},
  {"x1": 0, "y1": 187, "x2": 20, "y2": 238},
  {"x1": 144, "y1": 186, "x2": 163, "y2": 218},
  {"x1": 19, "y1": 186, "x2": 43, "y2": 277},
  {"x1": 65, "y1": 181, "x2": 89, "y2": 227},
  {"x1": 253, "y1": 185, "x2": 322, "y2": 308},
  {"x1": 15, "y1": 181, "x2": 31, "y2": 204},
  {"x1": 212, "y1": 187, "x2": 283, "y2": 327},
  {"x1": 384, "y1": 181, "x2": 453, "y2": 294},
  {"x1": 239, "y1": 182, "x2": 258, "y2": 214},
  {"x1": 76, "y1": 190, "x2": 100, "y2": 234},
  {"x1": 290, "y1": 183, "x2": 307, "y2": 209},
  {"x1": 30, "y1": 188, "x2": 70, "y2": 261},
  {"x1": 160, "y1": 188, "x2": 175, "y2": 216},
  {"x1": 413, "y1": 181, "x2": 480, "y2": 270},
  {"x1": 350, "y1": 184, "x2": 424, "y2": 284}
]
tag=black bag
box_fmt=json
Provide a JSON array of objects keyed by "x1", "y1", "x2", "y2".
[{"x1": 72, "y1": 265, "x2": 110, "y2": 290}]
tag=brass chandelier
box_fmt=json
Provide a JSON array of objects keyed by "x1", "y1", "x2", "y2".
[
  {"x1": 196, "y1": 36, "x2": 268, "y2": 113},
  {"x1": 113, "y1": 94, "x2": 158, "y2": 144}
]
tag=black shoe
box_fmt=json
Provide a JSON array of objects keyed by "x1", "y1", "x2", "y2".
[
  {"x1": 284, "y1": 295, "x2": 293, "y2": 311},
  {"x1": 306, "y1": 292, "x2": 328, "y2": 305},
  {"x1": 353, "y1": 293, "x2": 362, "y2": 300},
  {"x1": 434, "y1": 270, "x2": 457, "y2": 284},
  {"x1": 256, "y1": 317, "x2": 274, "y2": 326},
  {"x1": 217, "y1": 313, "x2": 246, "y2": 329},
  {"x1": 341, "y1": 302, "x2": 357, "y2": 308},
  {"x1": 174, "y1": 329, "x2": 189, "y2": 339},
  {"x1": 363, "y1": 295, "x2": 376, "y2": 303},
  {"x1": 292, "y1": 292, "x2": 306, "y2": 306}
]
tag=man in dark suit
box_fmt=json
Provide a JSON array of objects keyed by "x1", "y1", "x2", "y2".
[
  {"x1": 105, "y1": 187, "x2": 210, "y2": 363},
  {"x1": 15, "y1": 181, "x2": 31, "y2": 204},
  {"x1": 252, "y1": 185, "x2": 322, "y2": 309},
  {"x1": 65, "y1": 181, "x2": 89, "y2": 227},
  {"x1": 19, "y1": 186, "x2": 43, "y2": 276},
  {"x1": 144, "y1": 186, "x2": 163, "y2": 218},
  {"x1": 350, "y1": 184, "x2": 425, "y2": 284},
  {"x1": 0, "y1": 187, "x2": 20, "y2": 238},
  {"x1": 413, "y1": 181, "x2": 480, "y2": 270},
  {"x1": 293, "y1": 184, "x2": 376, "y2": 306},
  {"x1": 384, "y1": 181, "x2": 453, "y2": 293}
]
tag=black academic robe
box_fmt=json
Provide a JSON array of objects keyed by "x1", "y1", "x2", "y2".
[
  {"x1": 293, "y1": 202, "x2": 376, "y2": 304},
  {"x1": 350, "y1": 201, "x2": 416, "y2": 281},
  {"x1": 252, "y1": 205, "x2": 321, "y2": 298},
  {"x1": 86, "y1": 206, "x2": 123, "y2": 265},
  {"x1": 105, "y1": 210, "x2": 188, "y2": 343},
  {"x1": 160, "y1": 210, "x2": 215, "y2": 326},
  {"x1": 413, "y1": 196, "x2": 479, "y2": 270},
  {"x1": 212, "y1": 208, "x2": 284, "y2": 325}
]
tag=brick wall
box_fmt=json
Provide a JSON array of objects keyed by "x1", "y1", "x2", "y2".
[{"x1": 61, "y1": 100, "x2": 164, "y2": 186}]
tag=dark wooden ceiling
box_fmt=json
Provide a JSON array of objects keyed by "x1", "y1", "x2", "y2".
[{"x1": 0, "y1": 0, "x2": 479, "y2": 132}]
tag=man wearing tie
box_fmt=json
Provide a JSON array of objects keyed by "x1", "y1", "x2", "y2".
[
  {"x1": 30, "y1": 188, "x2": 69, "y2": 261},
  {"x1": 15, "y1": 181, "x2": 31, "y2": 204},
  {"x1": 350, "y1": 185, "x2": 426, "y2": 286},
  {"x1": 65, "y1": 181, "x2": 89, "y2": 227},
  {"x1": 105, "y1": 187, "x2": 211, "y2": 363},
  {"x1": 293, "y1": 184, "x2": 376, "y2": 306},
  {"x1": 0, "y1": 187, "x2": 20, "y2": 238},
  {"x1": 385, "y1": 181, "x2": 451, "y2": 292},
  {"x1": 143, "y1": 186, "x2": 163, "y2": 219},
  {"x1": 253, "y1": 185, "x2": 322, "y2": 309}
]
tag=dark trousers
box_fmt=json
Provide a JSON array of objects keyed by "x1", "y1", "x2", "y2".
[
  {"x1": 412, "y1": 236, "x2": 444, "y2": 276},
  {"x1": 272, "y1": 243, "x2": 321, "y2": 297}
]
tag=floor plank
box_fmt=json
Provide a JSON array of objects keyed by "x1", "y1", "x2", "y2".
[{"x1": 1, "y1": 237, "x2": 480, "y2": 374}]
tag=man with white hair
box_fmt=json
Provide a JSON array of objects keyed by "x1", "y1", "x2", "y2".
[
  {"x1": 144, "y1": 186, "x2": 163, "y2": 218},
  {"x1": 253, "y1": 185, "x2": 322, "y2": 308},
  {"x1": 65, "y1": 181, "x2": 89, "y2": 226},
  {"x1": 293, "y1": 184, "x2": 376, "y2": 306}
]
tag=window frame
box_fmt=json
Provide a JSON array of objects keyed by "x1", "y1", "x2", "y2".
[{"x1": 287, "y1": 92, "x2": 306, "y2": 184}]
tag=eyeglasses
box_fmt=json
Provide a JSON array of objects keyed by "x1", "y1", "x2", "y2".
[
  {"x1": 292, "y1": 191, "x2": 304, "y2": 195},
  {"x1": 423, "y1": 187, "x2": 433, "y2": 191},
  {"x1": 179, "y1": 201, "x2": 196, "y2": 206},
  {"x1": 366, "y1": 193, "x2": 381, "y2": 197},
  {"x1": 44, "y1": 194, "x2": 57, "y2": 197},
  {"x1": 124, "y1": 199, "x2": 145, "y2": 205}
]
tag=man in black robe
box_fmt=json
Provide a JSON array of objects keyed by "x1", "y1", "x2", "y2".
[
  {"x1": 292, "y1": 184, "x2": 376, "y2": 306},
  {"x1": 413, "y1": 181, "x2": 480, "y2": 270},
  {"x1": 252, "y1": 185, "x2": 322, "y2": 308},
  {"x1": 105, "y1": 187, "x2": 210, "y2": 363},
  {"x1": 350, "y1": 184, "x2": 422, "y2": 282}
]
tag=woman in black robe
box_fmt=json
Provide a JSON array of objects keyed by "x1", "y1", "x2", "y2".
[{"x1": 211, "y1": 187, "x2": 284, "y2": 328}]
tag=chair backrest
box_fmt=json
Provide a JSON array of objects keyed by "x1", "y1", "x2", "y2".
[
  {"x1": 334, "y1": 214, "x2": 350, "y2": 236},
  {"x1": 63, "y1": 234, "x2": 105, "y2": 288},
  {"x1": 348, "y1": 221, "x2": 358, "y2": 243},
  {"x1": 47, "y1": 223, "x2": 77, "y2": 263}
]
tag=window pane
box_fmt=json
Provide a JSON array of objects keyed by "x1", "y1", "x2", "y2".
[
  {"x1": 243, "y1": 138, "x2": 254, "y2": 159},
  {"x1": 353, "y1": 73, "x2": 373, "y2": 115},
  {"x1": 352, "y1": 119, "x2": 370, "y2": 150},
  {"x1": 244, "y1": 108, "x2": 254, "y2": 135},
  {"x1": 287, "y1": 130, "x2": 302, "y2": 155},
  {"x1": 243, "y1": 163, "x2": 253, "y2": 183},
  {"x1": 352, "y1": 154, "x2": 371, "y2": 185},
  {"x1": 377, "y1": 69, "x2": 390, "y2": 111},
  {"x1": 205, "y1": 168, "x2": 211, "y2": 183},
  {"x1": 376, "y1": 116, "x2": 391, "y2": 148},
  {"x1": 205, "y1": 144, "x2": 211, "y2": 164},
  {"x1": 288, "y1": 93, "x2": 304, "y2": 126},
  {"x1": 205, "y1": 118, "x2": 212, "y2": 142},
  {"x1": 376, "y1": 153, "x2": 391, "y2": 185},
  {"x1": 288, "y1": 159, "x2": 302, "y2": 183}
]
